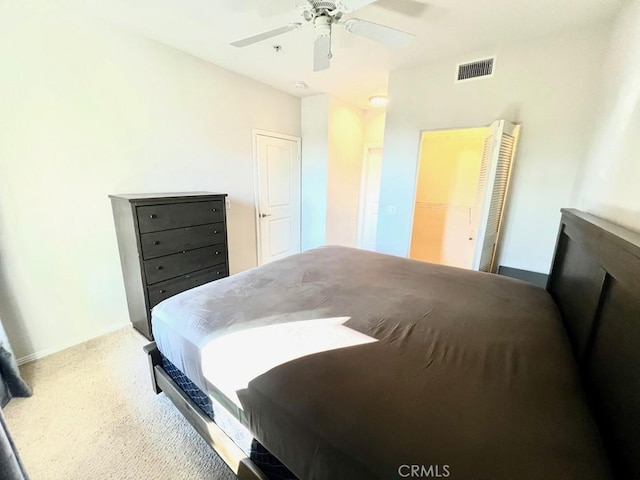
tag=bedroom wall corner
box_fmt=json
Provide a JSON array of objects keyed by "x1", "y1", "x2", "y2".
[
  {"x1": 301, "y1": 94, "x2": 330, "y2": 251},
  {"x1": 326, "y1": 97, "x2": 365, "y2": 247},
  {"x1": 575, "y1": 2, "x2": 640, "y2": 233},
  {"x1": 301, "y1": 94, "x2": 366, "y2": 250},
  {"x1": 0, "y1": 3, "x2": 301, "y2": 362}
]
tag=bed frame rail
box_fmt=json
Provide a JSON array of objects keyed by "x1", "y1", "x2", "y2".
[{"x1": 144, "y1": 342, "x2": 268, "y2": 480}]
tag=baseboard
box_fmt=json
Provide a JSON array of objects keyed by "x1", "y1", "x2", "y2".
[
  {"x1": 497, "y1": 266, "x2": 549, "y2": 288},
  {"x1": 17, "y1": 321, "x2": 131, "y2": 365}
]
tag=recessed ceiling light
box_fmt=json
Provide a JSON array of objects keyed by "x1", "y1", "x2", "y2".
[
  {"x1": 369, "y1": 95, "x2": 388, "y2": 107},
  {"x1": 293, "y1": 81, "x2": 309, "y2": 89}
]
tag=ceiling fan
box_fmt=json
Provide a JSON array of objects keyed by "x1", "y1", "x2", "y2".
[{"x1": 230, "y1": 0, "x2": 415, "y2": 72}]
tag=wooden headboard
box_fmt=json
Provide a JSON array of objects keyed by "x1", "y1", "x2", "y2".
[{"x1": 547, "y1": 209, "x2": 640, "y2": 480}]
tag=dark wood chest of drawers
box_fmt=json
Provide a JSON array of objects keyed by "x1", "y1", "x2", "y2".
[{"x1": 110, "y1": 192, "x2": 229, "y2": 339}]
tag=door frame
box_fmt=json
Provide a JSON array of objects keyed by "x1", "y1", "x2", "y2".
[
  {"x1": 252, "y1": 129, "x2": 302, "y2": 266},
  {"x1": 357, "y1": 144, "x2": 383, "y2": 249},
  {"x1": 407, "y1": 125, "x2": 490, "y2": 260}
]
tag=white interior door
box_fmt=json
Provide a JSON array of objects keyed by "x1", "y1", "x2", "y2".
[
  {"x1": 255, "y1": 133, "x2": 301, "y2": 265},
  {"x1": 358, "y1": 147, "x2": 383, "y2": 251},
  {"x1": 471, "y1": 120, "x2": 520, "y2": 272}
]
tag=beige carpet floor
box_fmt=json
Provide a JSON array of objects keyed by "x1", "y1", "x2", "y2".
[{"x1": 4, "y1": 327, "x2": 236, "y2": 480}]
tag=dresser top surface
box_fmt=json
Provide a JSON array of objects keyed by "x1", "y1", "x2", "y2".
[{"x1": 109, "y1": 192, "x2": 227, "y2": 202}]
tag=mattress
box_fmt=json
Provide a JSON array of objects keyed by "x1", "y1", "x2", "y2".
[
  {"x1": 160, "y1": 354, "x2": 297, "y2": 480},
  {"x1": 152, "y1": 246, "x2": 613, "y2": 480}
]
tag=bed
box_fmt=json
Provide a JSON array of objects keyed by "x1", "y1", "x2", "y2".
[{"x1": 143, "y1": 209, "x2": 640, "y2": 480}]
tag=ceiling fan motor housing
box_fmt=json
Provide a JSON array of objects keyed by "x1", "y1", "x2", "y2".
[
  {"x1": 306, "y1": 1, "x2": 343, "y2": 21},
  {"x1": 311, "y1": 1, "x2": 338, "y2": 12}
]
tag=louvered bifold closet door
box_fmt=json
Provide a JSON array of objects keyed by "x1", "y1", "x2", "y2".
[
  {"x1": 471, "y1": 132, "x2": 493, "y2": 241},
  {"x1": 472, "y1": 120, "x2": 519, "y2": 273}
]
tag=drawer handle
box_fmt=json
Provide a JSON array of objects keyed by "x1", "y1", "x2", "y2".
[
  {"x1": 149, "y1": 214, "x2": 157, "y2": 219},
  {"x1": 216, "y1": 271, "x2": 221, "y2": 275},
  {"x1": 213, "y1": 231, "x2": 218, "y2": 234},
  {"x1": 153, "y1": 241, "x2": 160, "y2": 245},
  {"x1": 159, "y1": 289, "x2": 166, "y2": 294},
  {"x1": 156, "y1": 266, "x2": 164, "y2": 270},
  {"x1": 215, "y1": 251, "x2": 220, "y2": 255},
  {"x1": 212, "y1": 208, "x2": 217, "y2": 212}
]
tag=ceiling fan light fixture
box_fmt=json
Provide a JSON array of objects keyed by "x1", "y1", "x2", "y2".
[
  {"x1": 369, "y1": 95, "x2": 388, "y2": 108},
  {"x1": 314, "y1": 15, "x2": 333, "y2": 37}
]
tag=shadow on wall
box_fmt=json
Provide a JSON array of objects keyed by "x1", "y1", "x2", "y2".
[
  {"x1": 592, "y1": 206, "x2": 640, "y2": 235},
  {"x1": 223, "y1": 198, "x2": 260, "y2": 273},
  {"x1": 0, "y1": 235, "x2": 33, "y2": 362},
  {"x1": 573, "y1": 2, "x2": 640, "y2": 221}
]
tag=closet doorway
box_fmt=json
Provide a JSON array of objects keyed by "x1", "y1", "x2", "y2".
[{"x1": 409, "y1": 120, "x2": 520, "y2": 272}]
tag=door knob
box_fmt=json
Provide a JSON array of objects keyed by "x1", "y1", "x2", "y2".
[{"x1": 259, "y1": 213, "x2": 272, "y2": 218}]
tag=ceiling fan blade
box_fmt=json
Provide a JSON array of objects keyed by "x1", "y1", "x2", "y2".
[
  {"x1": 343, "y1": 19, "x2": 414, "y2": 48},
  {"x1": 231, "y1": 23, "x2": 302, "y2": 47},
  {"x1": 314, "y1": 34, "x2": 332, "y2": 72},
  {"x1": 338, "y1": 0, "x2": 378, "y2": 12}
]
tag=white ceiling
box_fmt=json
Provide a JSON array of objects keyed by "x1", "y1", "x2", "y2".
[{"x1": 57, "y1": 0, "x2": 624, "y2": 108}]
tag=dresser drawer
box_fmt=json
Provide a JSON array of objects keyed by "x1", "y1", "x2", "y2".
[
  {"x1": 144, "y1": 245, "x2": 227, "y2": 284},
  {"x1": 140, "y1": 223, "x2": 225, "y2": 259},
  {"x1": 148, "y1": 265, "x2": 228, "y2": 308},
  {"x1": 137, "y1": 201, "x2": 224, "y2": 233}
]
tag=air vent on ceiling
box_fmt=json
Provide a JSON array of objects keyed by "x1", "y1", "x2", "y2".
[{"x1": 455, "y1": 57, "x2": 496, "y2": 83}]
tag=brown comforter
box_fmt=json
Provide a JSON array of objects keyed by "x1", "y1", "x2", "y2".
[{"x1": 153, "y1": 246, "x2": 613, "y2": 480}]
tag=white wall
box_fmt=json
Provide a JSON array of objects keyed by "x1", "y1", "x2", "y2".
[
  {"x1": 576, "y1": 3, "x2": 640, "y2": 231},
  {"x1": 376, "y1": 22, "x2": 611, "y2": 273},
  {"x1": 363, "y1": 109, "x2": 386, "y2": 147},
  {"x1": 0, "y1": 4, "x2": 301, "y2": 361},
  {"x1": 326, "y1": 97, "x2": 364, "y2": 246},
  {"x1": 301, "y1": 95, "x2": 368, "y2": 249},
  {"x1": 301, "y1": 94, "x2": 329, "y2": 250}
]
